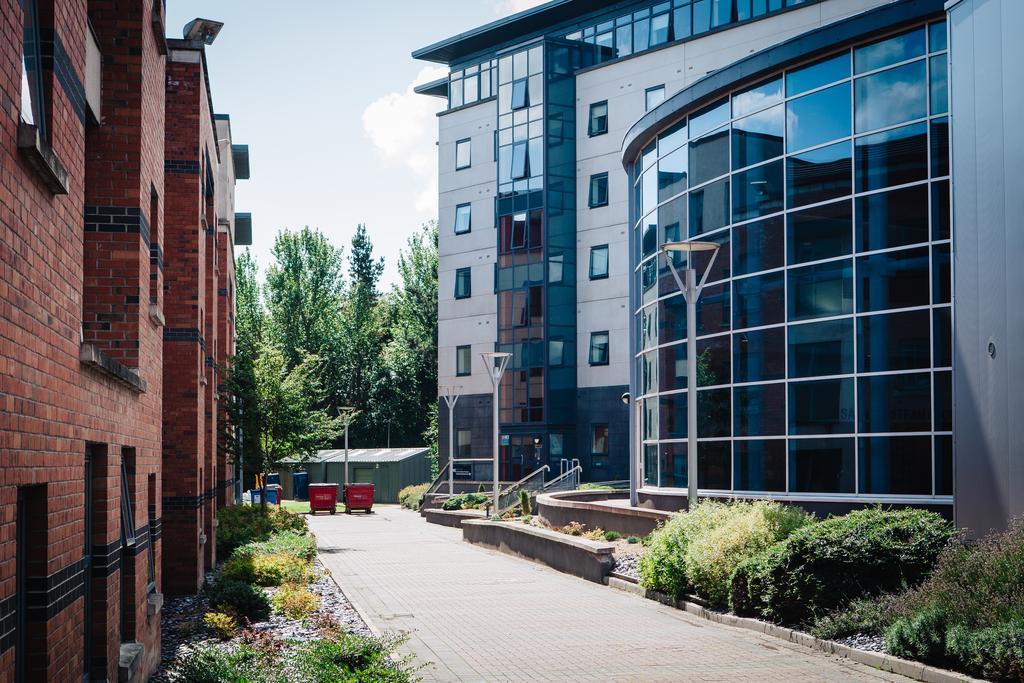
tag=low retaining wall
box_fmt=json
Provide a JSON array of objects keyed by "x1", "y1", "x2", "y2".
[
  {"x1": 422, "y1": 508, "x2": 485, "y2": 528},
  {"x1": 537, "y1": 491, "x2": 673, "y2": 537},
  {"x1": 462, "y1": 519, "x2": 615, "y2": 583}
]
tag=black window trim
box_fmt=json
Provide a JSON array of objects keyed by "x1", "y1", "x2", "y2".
[
  {"x1": 455, "y1": 137, "x2": 472, "y2": 170},
  {"x1": 589, "y1": 330, "x2": 610, "y2": 366},
  {"x1": 454, "y1": 202, "x2": 472, "y2": 235},
  {"x1": 588, "y1": 172, "x2": 609, "y2": 208},
  {"x1": 645, "y1": 84, "x2": 666, "y2": 111},
  {"x1": 589, "y1": 100, "x2": 609, "y2": 137},
  {"x1": 454, "y1": 267, "x2": 472, "y2": 300},
  {"x1": 456, "y1": 345, "x2": 472, "y2": 377},
  {"x1": 590, "y1": 423, "x2": 610, "y2": 456},
  {"x1": 589, "y1": 243, "x2": 610, "y2": 280}
]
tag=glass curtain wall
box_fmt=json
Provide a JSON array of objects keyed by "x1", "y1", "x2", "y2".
[{"x1": 630, "y1": 22, "x2": 951, "y2": 500}]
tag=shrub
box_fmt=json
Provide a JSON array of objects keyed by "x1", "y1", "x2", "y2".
[
  {"x1": 292, "y1": 631, "x2": 416, "y2": 683},
  {"x1": 272, "y1": 583, "x2": 319, "y2": 619},
  {"x1": 235, "y1": 530, "x2": 318, "y2": 562},
  {"x1": 441, "y1": 492, "x2": 489, "y2": 511},
  {"x1": 174, "y1": 643, "x2": 268, "y2": 683},
  {"x1": 626, "y1": 536, "x2": 641, "y2": 544},
  {"x1": 945, "y1": 621, "x2": 1024, "y2": 682},
  {"x1": 206, "y1": 579, "x2": 272, "y2": 623},
  {"x1": 810, "y1": 593, "x2": 902, "y2": 639},
  {"x1": 204, "y1": 611, "x2": 239, "y2": 640},
  {"x1": 216, "y1": 505, "x2": 308, "y2": 557},
  {"x1": 221, "y1": 552, "x2": 313, "y2": 587},
  {"x1": 582, "y1": 528, "x2": 605, "y2": 541},
  {"x1": 730, "y1": 507, "x2": 952, "y2": 625},
  {"x1": 884, "y1": 603, "x2": 951, "y2": 666},
  {"x1": 604, "y1": 530, "x2": 622, "y2": 542},
  {"x1": 398, "y1": 483, "x2": 430, "y2": 510},
  {"x1": 560, "y1": 521, "x2": 585, "y2": 536}
]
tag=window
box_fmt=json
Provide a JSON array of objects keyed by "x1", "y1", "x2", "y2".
[
  {"x1": 645, "y1": 85, "x2": 665, "y2": 111},
  {"x1": 589, "y1": 331, "x2": 610, "y2": 366},
  {"x1": 457, "y1": 430, "x2": 472, "y2": 457},
  {"x1": 146, "y1": 473, "x2": 156, "y2": 593},
  {"x1": 456, "y1": 345, "x2": 472, "y2": 376},
  {"x1": 511, "y1": 78, "x2": 529, "y2": 109},
  {"x1": 511, "y1": 141, "x2": 529, "y2": 179},
  {"x1": 455, "y1": 138, "x2": 471, "y2": 170},
  {"x1": 454, "y1": 203, "x2": 471, "y2": 234},
  {"x1": 589, "y1": 101, "x2": 608, "y2": 136},
  {"x1": 20, "y1": 0, "x2": 45, "y2": 137},
  {"x1": 589, "y1": 244, "x2": 609, "y2": 280},
  {"x1": 588, "y1": 173, "x2": 609, "y2": 207},
  {"x1": 591, "y1": 425, "x2": 609, "y2": 455},
  {"x1": 120, "y1": 450, "x2": 136, "y2": 642},
  {"x1": 454, "y1": 267, "x2": 471, "y2": 299}
]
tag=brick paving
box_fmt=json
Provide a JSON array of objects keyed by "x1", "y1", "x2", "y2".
[{"x1": 309, "y1": 507, "x2": 909, "y2": 683}]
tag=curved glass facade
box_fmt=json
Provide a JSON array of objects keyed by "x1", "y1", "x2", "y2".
[{"x1": 630, "y1": 22, "x2": 951, "y2": 500}]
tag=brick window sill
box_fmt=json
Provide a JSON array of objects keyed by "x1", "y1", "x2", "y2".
[
  {"x1": 17, "y1": 122, "x2": 69, "y2": 194},
  {"x1": 80, "y1": 343, "x2": 148, "y2": 393}
]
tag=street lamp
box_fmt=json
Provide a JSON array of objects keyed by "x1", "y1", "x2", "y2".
[
  {"x1": 338, "y1": 407, "x2": 358, "y2": 487},
  {"x1": 480, "y1": 351, "x2": 512, "y2": 514},
  {"x1": 440, "y1": 385, "x2": 463, "y2": 495},
  {"x1": 661, "y1": 240, "x2": 721, "y2": 509}
]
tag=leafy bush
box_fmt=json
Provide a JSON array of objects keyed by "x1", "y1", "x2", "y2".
[
  {"x1": 398, "y1": 483, "x2": 429, "y2": 510},
  {"x1": 206, "y1": 579, "x2": 272, "y2": 623},
  {"x1": 272, "y1": 583, "x2": 319, "y2": 619},
  {"x1": 174, "y1": 643, "x2": 269, "y2": 683},
  {"x1": 235, "y1": 530, "x2": 318, "y2": 562},
  {"x1": 204, "y1": 611, "x2": 239, "y2": 640},
  {"x1": 217, "y1": 505, "x2": 309, "y2": 557},
  {"x1": 560, "y1": 521, "x2": 585, "y2": 536},
  {"x1": 810, "y1": 593, "x2": 902, "y2": 639},
  {"x1": 626, "y1": 536, "x2": 641, "y2": 544},
  {"x1": 292, "y1": 631, "x2": 416, "y2": 683},
  {"x1": 221, "y1": 552, "x2": 313, "y2": 587},
  {"x1": 730, "y1": 507, "x2": 951, "y2": 625},
  {"x1": 582, "y1": 528, "x2": 605, "y2": 541},
  {"x1": 881, "y1": 519, "x2": 1024, "y2": 679},
  {"x1": 604, "y1": 530, "x2": 622, "y2": 542},
  {"x1": 441, "y1": 492, "x2": 489, "y2": 511}
]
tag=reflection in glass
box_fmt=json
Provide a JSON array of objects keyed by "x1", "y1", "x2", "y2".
[
  {"x1": 855, "y1": 122, "x2": 927, "y2": 192},
  {"x1": 856, "y1": 247, "x2": 929, "y2": 312},
  {"x1": 857, "y1": 309, "x2": 931, "y2": 372},
  {"x1": 658, "y1": 146, "x2": 688, "y2": 202},
  {"x1": 698, "y1": 388, "x2": 731, "y2": 438},
  {"x1": 788, "y1": 259, "x2": 853, "y2": 321},
  {"x1": 733, "y1": 104, "x2": 784, "y2": 169},
  {"x1": 790, "y1": 378, "x2": 855, "y2": 435},
  {"x1": 929, "y1": 21, "x2": 947, "y2": 52},
  {"x1": 931, "y1": 180, "x2": 950, "y2": 240},
  {"x1": 689, "y1": 125, "x2": 730, "y2": 186},
  {"x1": 858, "y1": 436, "x2": 931, "y2": 494},
  {"x1": 935, "y1": 435, "x2": 952, "y2": 495},
  {"x1": 786, "y1": 141, "x2": 851, "y2": 208},
  {"x1": 690, "y1": 98, "x2": 729, "y2": 138},
  {"x1": 933, "y1": 244, "x2": 950, "y2": 304},
  {"x1": 786, "y1": 53, "x2": 850, "y2": 96},
  {"x1": 660, "y1": 393, "x2": 687, "y2": 440},
  {"x1": 733, "y1": 216, "x2": 783, "y2": 276},
  {"x1": 733, "y1": 77, "x2": 783, "y2": 118},
  {"x1": 788, "y1": 318, "x2": 854, "y2": 378},
  {"x1": 854, "y1": 28, "x2": 925, "y2": 74},
  {"x1": 689, "y1": 177, "x2": 730, "y2": 236},
  {"x1": 856, "y1": 185, "x2": 929, "y2": 252},
  {"x1": 858, "y1": 372, "x2": 931, "y2": 432},
  {"x1": 786, "y1": 83, "x2": 851, "y2": 152},
  {"x1": 696, "y1": 282, "x2": 731, "y2": 335},
  {"x1": 930, "y1": 117, "x2": 949, "y2": 177},
  {"x1": 734, "y1": 383, "x2": 786, "y2": 436},
  {"x1": 659, "y1": 442, "x2": 686, "y2": 488},
  {"x1": 933, "y1": 307, "x2": 951, "y2": 367},
  {"x1": 930, "y1": 55, "x2": 948, "y2": 115},
  {"x1": 734, "y1": 327, "x2": 785, "y2": 383},
  {"x1": 934, "y1": 370, "x2": 952, "y2": 432},
  {"x1": 788, "y1": 200, "x2": 851, "y2": 264},
  {"x1": 733, "y1": 160, "x2": 783, "y2": 221},
  {"x1": 658, "y1": 119, "x2": 687, "y2": 156},
  {"x1": 734, "y1": 272, "x2": 784, "y2": 329},
  {"x1": 789, "y1": 438, "x2": 855, "y2": 493},
  {"x1": 854, "y1": 61, "x2": 927, "y2": 133},
  {"x1": 698, "y1": 440, "x2": 731, "y2": 490},
  {"x1": 734, "y1": 440, "x2": 786, "y2": 491}
]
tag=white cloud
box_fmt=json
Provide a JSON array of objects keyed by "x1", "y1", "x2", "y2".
[
  {"x1": 362, "y1": 66, "x2": 447, "y2": 215},
  {"x1": 494, "y1": 0, "x2": 547, "y2": 16}
]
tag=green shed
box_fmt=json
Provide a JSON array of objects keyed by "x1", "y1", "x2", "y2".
[{"x1": 293, "y1": 447, "x2": 432, "y2": 504}]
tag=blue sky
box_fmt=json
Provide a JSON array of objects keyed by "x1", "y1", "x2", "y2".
[{"x1": 166, "y1": 0, "x2": 545, "y2": 288}]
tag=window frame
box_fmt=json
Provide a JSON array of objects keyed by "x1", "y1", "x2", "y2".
[
  {"x1": 20, "y1": 0, "x2": 46, "y2": 139},
  {"x1": 645, "y1": 85, "x2": 666, "y2": 111},
  {"x1": 511, "y1": 77, "x2": 529, "y2": 110},
  {"x1": 589, "y1": 244, "x2": 610, "y2": 280},
  {"x1": 455, "y1": 138, "x2": 472, "y2": 170},
  {"x1": 591, "y1": 424, "x2": 610, "y2": 455},
  {"x1": 588, "y1": 331, "x2": 610, "y2": 366},
  {"x1": 454, "y1": 202, "x2": 472, "y2": 235},
  {"x1": 588, "y1": 100, "x2": 609, "y2": 137},
  {"x1": 456, "y1": 345, "x2": 472, "y2": 377},
  {"x1": 588, "y1": 172, "x2": 609, "y2": 208},
  {"x1": 454, "y1": 267, "x2": 472, "y2": 300}
]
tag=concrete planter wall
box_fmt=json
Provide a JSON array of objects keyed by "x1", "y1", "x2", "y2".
[
  {"x1": 462, "y1": 519, "x2": 615, "y2": 583},
  {"x1": 537, "y1": 491, "x2": 673, "y2": 537},
  {"x1": 422, "y1": 508, "x2": 485, "y2": 528}
]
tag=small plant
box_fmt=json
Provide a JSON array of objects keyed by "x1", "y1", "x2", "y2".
[
  {"x1": 205, "y1": 579, "x2": 272, "y2": 623},
  {"x1": 221, "y1": 552, "x2": 313, "y2": 587},
  {"x1": 271, "y1": 583, "x2": 319, "y2": 619},
  {"x1": 561, "y1": 521, "x2": 585, "y2": 536},
  {"x1": 441, "y1": 492, "x2": 490, "y2": 511},
  {"x1": 522, "y1": 514, "x2": 533, "y2": 525},
  {"x1": 582, "y1": 528, "x2": 606, "y2": 541},
  {"x1": 398, "y1": 483, "x2": 430, "y2": 510},
  {"x1": 519, "y1": 490, "x2": 532, "y2": 517},
  {"x1": 173, "y1": 643, "x2": 267, "y2": 683},
  {"x1": 641, "y1": 533, "x2": 653, "y2": 546},
  {"x1": 292, "y1": 631, "x2": 417, "y2": 682},
  {"x1": 204, "y1": 611, "x2": 239, "y2": 640},
  {"x1": 626, "y1": 536, "x2": 641, "y2": 544},
  {"x1": 603, "y1": 530, "x2": 622, "y2": 542}
]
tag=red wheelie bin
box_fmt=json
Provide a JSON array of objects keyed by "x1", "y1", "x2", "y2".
[
  {"x1": 344, "y1": 483, "x2": 374, "y2": 513},
  {"x1": 308, "y1": 483, "x2": 339, "y2": 515}
]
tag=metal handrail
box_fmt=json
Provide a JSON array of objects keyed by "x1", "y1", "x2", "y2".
[
  {"x1": 423, "y1": 463, "x2": 450, "y2": 498},
  {"x1": 497, "y1": 465, "x2": 549, "y2": 513},
  {"x1": 542, "y1": 465, "x2": 582, "y2": 492}
]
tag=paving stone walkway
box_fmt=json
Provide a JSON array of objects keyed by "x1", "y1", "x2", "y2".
[{"x1": 309, "y1": 506, "x2": 909, "y2": 683}]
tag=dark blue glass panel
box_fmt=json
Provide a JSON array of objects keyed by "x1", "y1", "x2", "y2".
[
  {"x1": 786, "y1": 53, "x2": 850, "y2": 97},
  {"x1": 697, "y1": 281, "x2": 731, "y2": 335},
  {"x1": 929, "y1": 21, "x2": 947, "y2": 52},
  {"x1": 930, "y1": 55, "x2": 948, "y2": 115},
  {"x1": 659, "y1": 393, "x2": 688, "y2": 439},
  {"x1": 659, "y1": 294, "x2": 686, "y2": 344},
  {"x1": 698, "y1": 387, "x2": 731, "y2": 437},
  {"x1": 733, "y1": 216, "x2": 784, "y2": 276},
  {"x1": 734, "y1": 439, "x2": 786, "y2": 491},
  {"x1": 854, "y1": 28, "x2": 926, "y2": 74},
  {"x1": 734, "y1": 383, "x2": 786, "y2": 436},
  {"x1": 659, "y1": 442, "x2": 686, "y2": 488},
  {"x1": 931, "y1": 117, "x2": 949, "y2": 177},
  {"x1": 658, "y1": 146, "x2": 688, "y2": 201},
  {"x1": 659, "y1": 343, "x2": 687, "y2": 392},
  {"x1": 734, "y1": 327, "x2": 785, "y2": 383},
  {"x1": 789, "y1": 378, "x2": 854, "y2": 435},
  {"x1": 934, "y1": 370, "x2": 952, "y2": 432},
  {"x1": 931, "y1": 180, "x2": 950, "y2": 240},
  {"x1": 734, "y1": 271, "x2": 784, "y2": 329},
  {"x1": 787, "y1": 83, "x2": 851, "y2": 152},
  {"x1": 693, "y1": 0, "x2": 711, "y2": 32},
  {"x1": 935, "y1": 435, "x2": 952, "y2": 495},
  {"x1": 698, "y1": 440, "x2": 731, "y2": 489},
  {"x1": 690, "y1": 126, "x2": 730, "y2": 186},
  {"x1": 933, "y1": 244, "x2": 950, "y2": 304},
  {"x1": 857, "y1": 372, "x2": 931, "y2": 432},
  {"x1": 855, "y1": 184, "x2": 929, "y2": 252},
  {"x1": 933, "y1": 307, "x2": 951, "y2": 367},
  {"x1": 789, "y1": 437, "x2": 855, "y2": 492},
  {"x1": 732, "y1": 104, "x2": 784, "y2": 169},
  {"x1": 854, "y1": 61, "x2": 927, "y2": 133},
  {"x1": 858, "y1": 436, "x2": 932, "y2": 494},
  {"x1": 689, "y1": 177, "x2": 730, "y2": 235},
  {"x1": 857, "y1": 309, "x2": 931, "y2": 372},
  {"x1": 788, "y1": 318, "x2": 854, "y2": 378},
  {"x1": 788, "y1": 200, "x2": 852, "y2": 264},
  {"x1": 733, "y1": 160, "x2": 783, "y2": 221},
  {"x1": 788, "y1": 259, "x2": 853, "y2": 321},
  {"x1": 786, "y1": 141, "x2": 852, "y2": 208},
  {"x1": 856, "y1": 247, "x2": 929, "y2": 312},
  {"x1": 855, "y1": 122, "x2": 927, "y2": 192}
]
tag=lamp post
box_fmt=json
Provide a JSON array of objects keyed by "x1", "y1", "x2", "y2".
[
  {"x1": 480, "y1": 351, "x2": 511, "y2": 514},
  {"x1": 440, "y1": 385, "x2": 463, "y2": 495},
  {"x1": 338, "y1": 407, "x2": 357, "y2": 487},
  {"x1": 661, "y1": 240, "x2": 721, "y2": 509}
]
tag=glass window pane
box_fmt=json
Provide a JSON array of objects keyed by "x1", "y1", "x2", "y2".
[
  {"x1": 732, "y1": 104, "x2": 784, "y2": 169},
  {"x1": 789, "y1": 438, "x2": 855, "y2": 493},
  {"x1": 511, "y1": 78, "x2": 528, "y2": 109},
  {"x1": 935, "y1": 370, "x2": 952, "y2": 432},
  {"x1": 789, "y1": 378, "x2": 855, "y2": 434},
  {"x1": 657, "y1": 146, "x2": 688, "y2": 201},
  {"x1": 788, "y1": 200, "x2": 851, "y2": 265},
  {"x1": 589, "y1": 173, "x2": 608, "y2": 207},
  {"x1": 786, "y1": 83, "x2": 851, "y2": 152},
  {"x1": 734, "y1": 383, "x2": 786, "y2": 436},
  {"x1": 659, "y1": 293, "x2": 686, "y2": 344},
  {"x1": 855, "y1": 121, "x2": 927, "y2": 192},
  {"x1": 511, "y1": 141, "x2": 528, "y2": 179},
  {"x1": 733, "y1": 327, "x2": 785, "y2": 383},
  {"x1": 786, "y1": 140, "x2": 852, "y2": 208},
  {"x1": 858, "y1": 372, "x2": 931, "y2": 432},
  {"x1": 856, "y1": 247, "x2": 930, "y2": 312},
  {"x1": 732, "y1": 78, "x2": 782, "y2": 118},
  {"x1": 589, "y1": 245, "x2": 609, "y2": 278},
  {"x1": 589, "y1": 101, "x2": 608, "y2": 135},
  {"x1": 734, "y1": 440, "x2": 786, "y2": 491},
  {"x1": 786, "y1": 53, "x2": 850, "y2": 96},
  {"x1": 646, "y1": 85, "x2": 666, "y2": 111},
  {"x1": 931, "y1": 180, "x2": 950, "y2": 240},
  {"x1": 733, "y1": 160, "x2": 783, "y2": 221},
  {"x1": 788, "y1": 259, "x2": 853, "y2": 321},
  {"x1": 929, "y1": 55, "x2": 948, "y2": 115},
  {"x1": 711, "y1": 0, "x2": 732, "y2": 27},
  {"x1": 454, "y1": 203, "x2": 472, "y2": 234},
  {"x1": 657, "y1": 196, "x2": 686, "y2": 253},
  {"x1": 854, "y1": 61, "x2": 927, "y2": 133},
  {"x1": 659, "y1": 393, "x2": 687, "y2": 439},
  {"x1": 690, "y1": 99, "x2": 729, "y2": 138},
  {"x1": 697, "y1": 281, "x2": 731, "y2": 335},
  {"x1": 858, "y1": 436, "x2": 932, "y2": 495},
  {"x1": 693, "y1": 0, "x2": 711, "y2": 33},
  {"x1": 673, "y1": 5, "x2": 692, "y2": 40},
  {"x1": 788, "y1": 318, "x2": 854, "y2": 378},
  {"x1": 929, "y1": 21, "x2": 947, "y2": 52},
  {"x1": 857, "y1": 309, "x2": 931, "y2": 372},
  {"x1": 935, "y1": 435, "x2": 952, "y2": 495},
  {"x1": 589, "y1": 331, "x2": 610, "y2": 365},
  {"x1": 698, "y1": 387, "x2": 731, "y2": 437},
  {"x1": 456, "y1": 139, "x2": 471, "y2": 169},
  {"x1": 689, "y1": 125, "x2": 730, "y2": 186},
  {"x1": 933, "y1": 307, "x2": 951, "y2": 367},
  {"x1": 933, "y1": 244, "x2": 950, "y2": 304},
  {"x1": 931, "y1": 117, "x2": 949, "y2": 177},
  {"x1": 689, "y1": 177, "x2": 730, "y2": 236},
  {"x1": 733, "y1": 216, "x2": 783, "y2": 276},
  {"x1": 856, "y1": 184, "x2": 929, "y2": 252},
  {"x1": 658, "y1": 442, "x2": 686, "y2": 488},
  {"x1": 854, "y1": 28, "x2": 926, "y2": 74},
  {"x1": 456, "y1": 346, "x2": 472, "y2": 376},
  {"x1": 734, "y1": 271, "x2": 784, "y2": 329},
  {"x1": 698, "y1": 440, "x2": 731, "y2": 489},
  {"x1": 658, "y1": 119, "x2": 687, "y2": 156},
  {"x1": 652, "y1": 12, "x2": 670, "y2": 45},
  {"x1": 616, "y1": 24, "x2": 632, "y2": 57}
]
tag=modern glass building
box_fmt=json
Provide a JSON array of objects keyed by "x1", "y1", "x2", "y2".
[{"x1": 416, "y1": 0, "x2": 1019, "y2": 521}]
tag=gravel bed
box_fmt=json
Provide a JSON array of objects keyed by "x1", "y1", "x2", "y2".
[
  {"x1": 835, "y1": 633, "x2": 886, "y2": 652},
  {"x1": 152, "y1": 560, "x2": 369, "y2": 681},
  {"x1": 612, "y1": 553, "x2": 641, "y2": 580}
]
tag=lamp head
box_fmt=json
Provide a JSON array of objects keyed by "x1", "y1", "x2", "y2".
[
  {"x1": 661, "y1": 240, "x2": 720, "y2": 254},
  {"x1": 182, "y1": 18, "x2": 224, "y2": 44}
]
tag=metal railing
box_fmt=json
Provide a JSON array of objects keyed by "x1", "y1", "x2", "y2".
[
  {"x1": 423, "y1": 463, "x2": 450, "y2": 499},
  {"x1": 496, "y1": 465, "x2": 549, "y2": 513},
  {"x1": 543, "y1": 465, "x2": 582, "y2": 493}
]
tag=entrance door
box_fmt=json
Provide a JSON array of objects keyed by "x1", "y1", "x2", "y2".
[{"x1": 353, "y1": 468, "x2": 374, "y2": 484}]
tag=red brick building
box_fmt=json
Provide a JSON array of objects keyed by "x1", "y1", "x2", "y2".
[{"x1": 0, "y1": 2, "x2": 247, "y2": 680}]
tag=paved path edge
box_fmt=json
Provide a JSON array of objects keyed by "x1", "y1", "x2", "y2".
[
  {"x1": 606, "y1": 577, "x2": 983, "y2": 683},
  {"x1": 317, "y1": 550, "x2": 384, "y2": 637}
]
